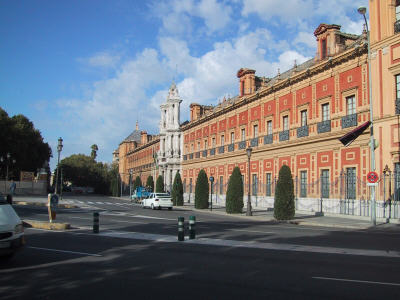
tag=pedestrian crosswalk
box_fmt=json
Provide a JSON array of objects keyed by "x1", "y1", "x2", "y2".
[{"x1": 62, "y1": 199, "x2": 137, "y2": 208}]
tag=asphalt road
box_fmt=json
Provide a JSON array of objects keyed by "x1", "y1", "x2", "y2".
[{"x1": 1, "y1": 195, "x2": 399, "y2": 300}]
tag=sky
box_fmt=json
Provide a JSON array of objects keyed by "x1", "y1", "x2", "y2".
[{"x1": 0, "y1": 0, "x2": 368, "y2": 171}]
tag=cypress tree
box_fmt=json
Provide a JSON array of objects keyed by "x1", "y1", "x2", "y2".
[
  {"x1": 156, "y1": 175, "x2": 164, "y2": 193},
  {"x1": 134, "y1": 176, "x2": 142, "y2": 190},
  {"x1": 195, "y1": 169, "x2": 209, "y2": 209},
  {"x1": 274, "y1": 165, "x2": 295, "y2": 220},
  {"x1": 171, "y1": 172, "x2": 184, "y2": 206},
  {"x1": 226, "y1": 167, "x2": 244, "y2": 213},
  {"x1": 146, "y1": 175, "x2": 154, "y2": 192}
]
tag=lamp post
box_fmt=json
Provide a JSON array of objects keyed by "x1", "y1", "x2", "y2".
[
  {"x1": 209, "y1": 176, "x2": 214, "y2": 211},
  {"x1": 358, "y1": 6, "x2": 376, "y2": 226},
  {"x1": 55, "y1": 137, "x2": 63, "y2": 195},
  {"x1": 246, "y1": 146, "x2": 253, "y2": 216},
  {"x1": 129, "y1": 169, "x2": 133, "y2": 199}
]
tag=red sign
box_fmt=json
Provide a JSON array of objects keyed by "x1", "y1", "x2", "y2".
[{"x1": 367, "y1": 171, "x2": 379, "y2": 183}]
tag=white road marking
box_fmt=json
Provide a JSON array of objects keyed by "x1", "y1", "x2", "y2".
[
  {"x1": 313, "y1": 276, "x2": 400, "y2": 286},
  {"x1": 70, "y1": 216, "x2": 145, "y2": 224},
  {"x1": 28, "y1": 246, "x2": 102, "y2": 257},
  {"x1": 229, "y1": 229, "x2": 274, "y2": 234},
  {"x1": 88, "y1": 201, "x2": 94, "y2": 204},
  {"x1": 96, "y1": 201, "x2": 103, "y2": 204},
  {"x1": 133, "y1": 215, "x2": 176, "y2": 221},
  {"x1": 97, "y1": 231, "x2": 400, "y2": 258}
]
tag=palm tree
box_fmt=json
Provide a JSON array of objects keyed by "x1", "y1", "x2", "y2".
[{"x1": 91, "y1": 144, "x2": 98, "y2": 160}]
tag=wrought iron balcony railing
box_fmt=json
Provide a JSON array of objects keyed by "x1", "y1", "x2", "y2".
[
  {"x1": 238, "y1": 141, "x2": 246, "y2": 149},
  {"x1": 297, "y1": 125, "x2": 309, "y2": 138},
  {"x1": 183, "y1": 155, "x2": 187, "y2": 161},
  {"x1": 264, "y1": 134, "x2": 273, "y2": 145},
  {"x1": 228, "y1": 143, "x2": 234, "y2": 152},
  {"x1": 250, "y1": 137, "x2": 259, "y2": 147},
  {"x1": 218, "y1": 146, "x2": 225, "y2": 154},
  {"x1": 395, "y1": 20, "x2": 400, "y2": 33},
  {"x1": 317, "y1": 120, "x2": 331, "y2": 133},
  {"x1": 202, "y1": 150, "x2": 208, "y2": 157},
  {"x1": 279, "y1": 130, "x2": 289, "y2": 141},
  {"x1": 189, "y1": 153, "x2": 193, "y2": 159},
  {"x1": 195, "y1": 152, "x2": 200, "y2": 158},
  {"x1": 210, "y1": 148, "x2": 216, "y2": 155},
  {"x1": 341, "y1": 113, "x2": 357, "y2": 129}
]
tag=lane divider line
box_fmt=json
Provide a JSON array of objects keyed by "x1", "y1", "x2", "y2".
[
  {"x1": 28, "y1": 246, "x2": 102, "y2": 257},
  {"x1": 312, "y1": 276, "x2": 400, "y2": 286}
]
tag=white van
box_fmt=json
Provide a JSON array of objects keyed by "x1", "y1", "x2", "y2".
[{"x1": 0, "y1": 193, "x2": 25, "y2": 259}]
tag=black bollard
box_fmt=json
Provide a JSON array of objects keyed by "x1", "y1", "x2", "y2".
[
  {"x1": 178, "y1": 216, "x2": 184, "y2": 241},
  {"x1": 93, "y1": 212, "x2": 99, "y2": 233},
  {"x1": 189, "y1": 216, "x2": 196, "y2": 239}
]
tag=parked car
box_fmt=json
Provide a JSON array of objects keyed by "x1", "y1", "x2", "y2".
[
  {"x1": 0, "y1": 193, "x2": 25, "y2": 260},
  {"x1": 142, "y1": 193, "x2": 173, "y2": 210}
]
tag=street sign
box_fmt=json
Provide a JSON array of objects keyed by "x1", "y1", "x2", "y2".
[{"x1": 367, "y1": 171, "x2": 379, "y2": 183}]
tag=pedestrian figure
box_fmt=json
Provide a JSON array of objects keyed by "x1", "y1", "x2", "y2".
[{"x1": 9, "y1": 180, "x2": 16, "y2": 196}]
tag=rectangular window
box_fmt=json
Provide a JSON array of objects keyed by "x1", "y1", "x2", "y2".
[
  {"x1": 221, "y1": 135, "x2": 225, "y2": 146},
  {"x1": 396, "y1": 74, "x2": 400, "y2": 99},
  {"x1": 397, "y1": 0, "x2": 400, "y2": 20},
  {"x1": 266, "y1": 173, "x2": 272, "y2": 196},
  {"x1": 204, "y1": 139, "x2": 208, "y2": 149},
  {"x1": 219, "y1": 176, "x2": 224, "y2": 195},
  {"x1": 283, "y1": 116, "x2": 289, "y2": 131},
  {"x1": 231, "y1": 132, "x2": 235, "y2": 144},
  {"x1": 189, "y1": 178, "x2": 193, "y2": 193},
  {"x1": 253, "y1": 124, "x2": 258, "y2": 138},
  {"x1": 212, "y1": 137, "x2": 216, "y2": 147},
  {"x1": 301, "y1": 110, "x2": 307, "y2": 127},
  {"x1": 252, "y1": 174, "x2": 258, "y2": 195},
  {"x1": 395, "y1": 163, "x2": 400, "y2": 201},
  {"x1": 300, "y1": 171, "x2": 307, "y2": 198},
  {"x1": 322, "y1": 39, "x2": 327, "y2": 59},
  {"x1": 346, "y1": 167, "x2": 356, "y2": 199},
  {"x1": 321, "y1": 169, "x2": 330, "y2": 198},
  {"x1": 322, "y1": 103, "x2": 330, "y2": 121},
  {"x1": 191, "y1": 144, "x2": 194, "y2": 151},
  {"x1": 197, "y1": 141, "x2": 200, "y2": 151},
  {"x1": 241, "y1": 128, "x2": 246, "y2": 141},
  {"x1": 346, "y1": 95, "x2": 356, "y2": 115},
  {"x1": 267, "y1": 120, "x2": 272, "y2": 135}
]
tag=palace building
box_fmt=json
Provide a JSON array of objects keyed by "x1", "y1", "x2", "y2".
[{"x1": 117, "y1": 1, "x2": 400, "y2": 218}]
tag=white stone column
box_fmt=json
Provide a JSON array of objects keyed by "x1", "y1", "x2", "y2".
[
  {"x1": 160, "y1": 137, "x2": 165, "y2": 157},
  {"x1": 174, "y1": 103, "x2": 179, "y2": 127}
]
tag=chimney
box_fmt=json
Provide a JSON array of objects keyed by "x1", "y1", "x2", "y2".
[{"x1": 237, "y1": 68, "x2": 256, "y2": 97}]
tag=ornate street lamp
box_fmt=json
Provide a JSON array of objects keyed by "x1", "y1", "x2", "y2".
[
  {"x1": 358, "y1": 6, "x2": 376, "y2": 226},
  {"x1": 209, "y1": 176, "x2": 214, "y2": 211},
  {"x1": 246, "y1": 146, "x2": 253, "y2": 216},
  {"x1": 55, "y1": 137, "x2": 63, "y2": 195}
]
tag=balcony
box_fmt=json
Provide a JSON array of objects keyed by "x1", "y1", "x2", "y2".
[
  {"x1": 210, "y1": 148, "x2": 216, "y2": 155},
  {"x1": 250, "y1": 137, "x2": 259, "y2": 147},
  {"x1": 195, "y1": 152, "x2": 200, "y2": 158},
  {"x1": 264, "y1": 134, "x2": 273, "y2": 145},
  {"x1": 183, "y1": 155, "x2": 187, "y2": 161},
  {"x1": 395, "y1": 20, "x2": 400, "y2": 33},
  {"x1": 202, "y1": 150, "x2": 208, "y2": 158},
  {"x1": 238, "y1": 141, "x2": 246, "y2": 149},
  {"x1": 317, "y1": 120, "x2": 331, "y2": 133},
  {"x1": 279, "y1": 130, "x2": 289, "y2": 141},
  {"x1": 189, "y1": 153, "x2": 193, "y2": 160},
  {"x1": 341, "y1": 113, "x2": 357, "y2": 129},
  {"x1": 396, "y1": 98, "x2": 400, "y2": 114},
  {"x1": 218, "y1": 146, "x2": 225, "y2": 154},
  {"x1": 228, "y1": 144, "x2": 234, "y2": 152},
  {"x1": 297, "y1": 125, "x2": 309, "y2": 138}
]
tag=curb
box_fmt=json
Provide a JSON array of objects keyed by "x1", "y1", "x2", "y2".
[
  {"x1": 176, "y1": 205, "x2": 373, "y2": 230},
  {"x1": 23, "y1": 219, "x2": 71, "y2": 230},
  {"x1": 14, "y1": 201, "x2": 78, "y2": 209}
]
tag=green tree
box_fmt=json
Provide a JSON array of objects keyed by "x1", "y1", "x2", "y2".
[
  {"x1": 171, "y1": 172, "x2": 183, "y2": 206},
  {"x1": 195, "y1": 169, "x2": 209, "y2": 209},
  {"x1": 156, "y1": 175, "x2": 164, "y2": 193},
  {"x1": 0, "y1": 107, "x2": 52, "y2": 180},
  {"x1": 110, "y1": 164, "x2": 120, "y2": 197},
  {"x1": 146, "y1": 175, "x2": 154, "y2": 192},
  {"x1": 90, "y1": 144, "x2": 98, "y2": 160},
  {"x1": 134, "y1": 176, "x2": 142, "y2": 190},
  {"x1": 274, "y1": 165, "x2": 295, "y2": 220},
  {"x1": 225, "y1": 167, "x2": 244, "y2": 213}
]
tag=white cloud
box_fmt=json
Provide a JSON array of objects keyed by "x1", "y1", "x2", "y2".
[
  {"x1": 79, "y1": 51, "x2": 121, "y2": 69},
  {"x1": 293, "y1": 32, "x2": 316, "y2": 49}
]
